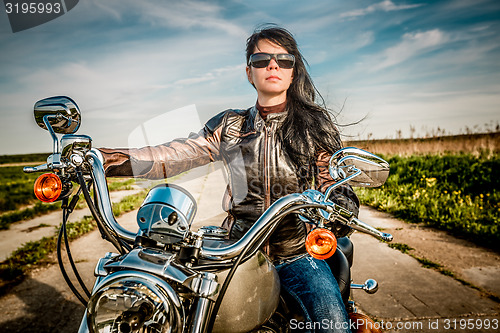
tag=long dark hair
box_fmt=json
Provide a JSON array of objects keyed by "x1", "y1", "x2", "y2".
[{"x1": 246, "y1": 25, "x2": 342, "y2": 170}]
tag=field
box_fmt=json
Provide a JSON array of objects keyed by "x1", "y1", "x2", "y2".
[
  {"x1": 0, "y1": 153, "x2": 49, "y2": 165},
  {"x1": 346, "y1": 132, "x2": 500, "y2": 252},
  {"x1": 0, "y1": 165, "x2": 42, "y2": 212},
  {"x1": 355, "y1": 152, "x2": 499, "y2": 250},
  {"x1": 346, "y1": 132, "x2": 499, "y2": 156}
]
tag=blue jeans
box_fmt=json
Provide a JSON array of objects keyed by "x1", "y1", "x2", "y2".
[{"x1": 275, "y1": 255, "x2": 351, "y2": 333}]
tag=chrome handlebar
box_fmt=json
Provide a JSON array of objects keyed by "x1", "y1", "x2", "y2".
[
  {"x1": 86, "y1": 149, "x2": 136, "y2": 244},
  {"x1": 81, "y1": 149, "x2": 391, "y2": 259},
  {"x1": 200, "y1": 193, "x2": 311, "y2": 260}
]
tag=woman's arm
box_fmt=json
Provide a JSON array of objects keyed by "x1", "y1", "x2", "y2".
[{"x1": 98, "y1": 111, "x2": 227, "y2": 179}]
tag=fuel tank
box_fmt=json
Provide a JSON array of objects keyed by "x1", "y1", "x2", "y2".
[{"x1": 204, "y1": 239, "x2": 280, "y2": 333}]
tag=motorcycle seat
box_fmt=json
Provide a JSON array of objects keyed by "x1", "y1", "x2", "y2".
[
  {"x1": 325, "y1": 246, "x2": 351, "y2": 305},
  {"x1": 337, "y1": 236, "x2": 353, "y2": 267}
]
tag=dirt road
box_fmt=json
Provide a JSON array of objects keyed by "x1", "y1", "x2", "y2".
[{"x1": 0, "y1": 164, "x2": 498, "y2": 332}]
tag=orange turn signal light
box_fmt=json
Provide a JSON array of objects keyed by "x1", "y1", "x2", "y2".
[
  {"x1": 34, "y1": 173, "x2": 62, "y2": 203},
  {"x1": 305, "y1": 228, "x2": 337, "y2": 260}
]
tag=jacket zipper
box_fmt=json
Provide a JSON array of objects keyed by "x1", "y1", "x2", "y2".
[
  {"x1": 263, "y1": 120, "x2": 277, "y2": 256},
  {"x1": 263, "y1": 122, "x2": 275, "y2": 210}
]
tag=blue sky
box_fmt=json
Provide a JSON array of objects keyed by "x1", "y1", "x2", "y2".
[{"x1": 0, "y1": 0, "x2": 499, "y2": 154}]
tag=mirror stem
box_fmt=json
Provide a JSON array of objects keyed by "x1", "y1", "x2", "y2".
[
  {"x1": 324, "y1": 168, "x2": 361, "y2": 199},
  {"x1": 43, "y1": 114, "x2": 60, "y2": 153}
]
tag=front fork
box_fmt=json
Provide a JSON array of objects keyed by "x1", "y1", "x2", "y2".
[
  {"x1": 189, "y1": 297, "x2": 215, "y2": 333},
  {"x1": 188, "y1": 272, "x2": 219, "y2": 333}
]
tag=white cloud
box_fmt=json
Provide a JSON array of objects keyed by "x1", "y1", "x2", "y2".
[
  {"x1": 340, "y1": 0, "x2": 423, "y2": 19},
  {"x1": 87, "y1": 0, "x2": 247, "y2": 38},
  {"x1": 175, "y1": 64, "x2": 246, "y2": 86},
  {"x1": 372, "y1": 29, "x2": 449, "y2": 71}
]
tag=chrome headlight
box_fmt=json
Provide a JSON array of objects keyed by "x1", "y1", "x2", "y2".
[{"x1": 87, "y1": 271, "x2": 184, "y2": 333}]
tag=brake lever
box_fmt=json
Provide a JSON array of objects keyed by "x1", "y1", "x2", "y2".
[
  {"x1": 23, "y1": 153, "x2": 65, "y2": 173},
  {"x1": 23, "y1": 163, "x2": 50, "y2": 173},
  {"x1": 349, "y1": 217, "x2": 393, "y2": 242},
  {"x1": 322, "y1": 202, "x2": 393, "y2": 241}
]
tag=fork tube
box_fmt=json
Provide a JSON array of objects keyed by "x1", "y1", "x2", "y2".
[{"x1": 190, "y1": 297, "x2": 214, "y2": 333}]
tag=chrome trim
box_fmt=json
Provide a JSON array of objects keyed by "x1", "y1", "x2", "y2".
[
  {"x1": 349, "y1": 217, "x2": 393, "y2": 242},
  {"x1": 351, "y1": 279, "x2": 378, "y2": 294},
  {"x1": 23, "y1": 153, "x2": 64, "y2": 173},
  {"x1": 138, "y1": 184, "x2": 197, "y2": 244},
  {"x1": 190, "y1": 273, "x2": 218, "y2": 333},
  {"x1": 34, "y1": 96, "x2": 81, "y2": 134},
  {"x1": 327, "y1": 147, "x2": 390, "y2": 195},
  {"x1": 77, "y1": 312, "x2": 89, "y2": 333},
  {"x1": 200, "y1": 193, "x2": 309, "y2": 260},
  {"x1": 324, "y1": 169, "x2": 362, "y2": 199},
  {"x1": 23, "y1": 163, "x2": 49, "y2": 173},
  {"x1": 195, "y1": 272, "x2": 219, "y2": 298},
  {"x1": 87, "y1": 270, "x2": 184, "y2": 333},
  {"x1": 46, "y1": 153, "x2": 64, "y2": 169},
  {"x1": 43, "y1": 114, "x2": 60, "y2": 153},
  {"x1": 190, "y1": 297, "x2": 214, "y2": 333},
  {"x1": 61, "y1": 134, "x2": 92, "y2": 162},
  {"x1": 94, "y1": 252, "x2": 119, "y2": 277},
  {"x1": 103, "y1": 248, "x2": 201, "y2": 290},
  {"x1": 86, "y1": 149, "x2": 136, "y2": 244},
  {"x1": 199, "y1": 226, "x2": 229, "y2": 239}
]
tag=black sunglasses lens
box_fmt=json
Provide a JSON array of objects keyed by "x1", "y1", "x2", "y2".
[
  {"x1": 276, "y1": 54, "x2": 295, "y2": 69},
  {"x1": 250, "y1": 54, "x2": 271, "y2": 68},
  {"x1": 250, "y1": 53, "x2": 295, "y2": 68}
]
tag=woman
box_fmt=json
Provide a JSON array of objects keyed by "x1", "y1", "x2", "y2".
[{"x1": 99, "y1": 26, "x2": 358, "y2": 333}]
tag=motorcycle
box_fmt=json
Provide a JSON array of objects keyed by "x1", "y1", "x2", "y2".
[{"x1": 24, "y1": 96, "x2": 392, "y2": 333}]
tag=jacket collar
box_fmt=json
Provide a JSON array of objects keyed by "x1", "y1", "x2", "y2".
[{"x1": 248, "y1": 105, "x2": 287, "y2": 132}]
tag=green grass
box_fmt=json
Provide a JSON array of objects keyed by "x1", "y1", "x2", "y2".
[
  {"x1": 0, "y1": 166, "x2": 41, "y2": 212},
  {"x1": 107, "y1": 178, "x2": 135, "y2": 191},
  {"x1": 356, "y1": 152, "x2": 500, "y2": 251},
  {"x1": 0, "y1": 153, "x2": 48, "y2": 165},
  {"x1": 388, "y1": 242, "x2": 414, "y2": 254},
  {"x1": 414, "y1": 256, "x2": 442, "y2": 269},
  {"x1": 0, "y1": 216, "x2": 95, "y2": 282}
]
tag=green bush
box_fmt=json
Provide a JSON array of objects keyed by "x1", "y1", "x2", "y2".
[{"x1": 356, "y1": 152, "x2": 500, "y2": 251}]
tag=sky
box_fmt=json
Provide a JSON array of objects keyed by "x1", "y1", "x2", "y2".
[{"x1": 0, "y1": 0, "x2": 499, "y2": 155}]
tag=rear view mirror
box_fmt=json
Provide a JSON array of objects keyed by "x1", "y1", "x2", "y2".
[
  {"x1": 34, "y1": 96, "x2": 81, "y2": 134},
  {"x1": 329, "y1": 147, "x2": 389, "y2": 188}
]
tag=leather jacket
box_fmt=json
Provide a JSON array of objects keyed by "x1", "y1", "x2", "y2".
[{"x1": 99, "y1": 106, "x2": 359, "y2": 261}]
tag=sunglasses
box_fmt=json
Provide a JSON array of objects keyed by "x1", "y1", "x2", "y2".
[{"x1": 248, "y1": 53, "x2": 295, "y2": 69}]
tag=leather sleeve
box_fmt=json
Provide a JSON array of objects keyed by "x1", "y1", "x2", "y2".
[
  {"x1": 98, "y1": 111, "x2": 227, "y2": 179},
  {"x1": 315, "y1": 150, "x2": 360, "y2": 217}
]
